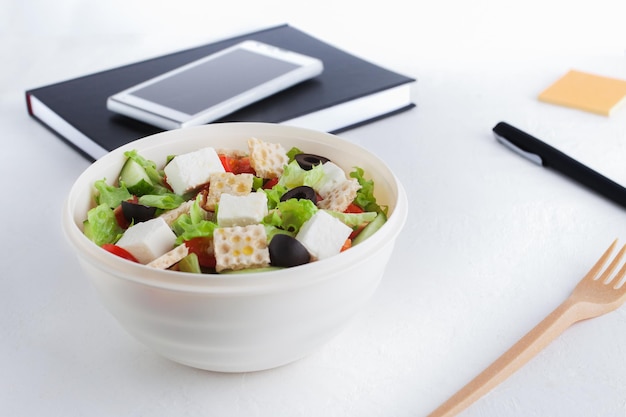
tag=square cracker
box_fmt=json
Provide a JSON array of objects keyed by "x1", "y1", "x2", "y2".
[
  {"x1": 213, "y1": 224, "x2": 270, "y2": 272},
  {"x1": 248, "y1": 137, "x2": 288, "y2": 179},
  {"x1": 204, "y1": 172, "x2": 254, "y2": 211}
]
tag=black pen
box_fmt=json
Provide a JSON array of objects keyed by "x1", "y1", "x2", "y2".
[{"x1": 493, "y1": 121, "x2": 626, "y2": 209}]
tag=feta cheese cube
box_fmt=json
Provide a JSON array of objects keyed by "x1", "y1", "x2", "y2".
[
  {"x1": 217, "y1": 192, "x2": 268, "y2": 227},
  {"x1": 115, "y1": 217, "x2": 177, "y2": 264},
  {"x1": 164, "y1": 147, "x2": 225, "y2": 195},
  {"x1": 295, "y1": 210, "x2": 352, "y2": 260},
  {"x1": 316, "y1": 162, "x2": 348, "y2": 198}
]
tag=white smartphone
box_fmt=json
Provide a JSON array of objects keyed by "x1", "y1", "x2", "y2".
[{"x1": 107, "y1": 40, "x2": 324, "y2": 129}]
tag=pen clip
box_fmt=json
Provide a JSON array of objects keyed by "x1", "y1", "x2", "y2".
[{"x1": 494, "y1": 132, "x2": 543, "y2": 166}]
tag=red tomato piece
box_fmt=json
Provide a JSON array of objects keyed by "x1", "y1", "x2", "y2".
[
  {"x1": 102, "y1": 244, "x2": 139, "y2": 263},
  {"x1": 233, "y1": 156, "x2": 256, "y2": 175},
  {"x1": 113, "y1": 204, "x2": 130, "y2": 229},
  {"x1": 184, "y1": 237, "x2": 217, "y2": 268},
  {"x1": 219, "y1": 154, "x2": 256, "y2": 175},
  {"x1": 263, "y1": 177, "x2": 279, "y2": 189},
  {"x1": 219, "y1": 154, "x2": 233, "y2": 172},
  {"x1": 344, "y1": 203, "x2": 364, "y2": 213},
  {"x1": 349, "y1": 225, "x2": 366, "y2": 240}
]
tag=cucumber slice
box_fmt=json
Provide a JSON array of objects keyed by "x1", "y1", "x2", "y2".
[
  {"x1": 352, "y1": 211, "x2": 387, "y2": 246},
  {"x1": 119, "y1": 157, "x2": 154, "y2": 196},
  {"x1": 82, "y1": 220, "x2": 92, "y2": 239},
  {"x1": 178, "y1": 253, "x2": 202, "y2": 274}
]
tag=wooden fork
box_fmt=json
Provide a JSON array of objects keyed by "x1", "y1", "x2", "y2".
[{"x1": 428, "y1": 240, "x2": 626, "y2": 417}]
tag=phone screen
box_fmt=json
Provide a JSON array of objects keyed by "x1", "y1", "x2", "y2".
[{"x1": 129, "y1": 49, "x2": 301, "y2": 115}]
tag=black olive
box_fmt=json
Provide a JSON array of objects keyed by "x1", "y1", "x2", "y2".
[
  {"x1": 121, "y1": 200, "x2": 157, "y2": 223},
  {"x1": 269, "y1": 234, "x2": 311, "y2": 267},
  {"x1": 280, "y1": 185, "x2": 317, "y2": 204},
  {"x1": 295, "y1": 153, "x2": 330, "y2": 170}
]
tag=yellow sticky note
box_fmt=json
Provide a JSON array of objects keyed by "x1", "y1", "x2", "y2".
[{"x1": 538, "y1": 70, "x2": 626, "y2": 116}]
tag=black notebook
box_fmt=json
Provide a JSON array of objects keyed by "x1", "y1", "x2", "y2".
[{"x1": 26, "y1": 24, "x2": 416, "y2": 161}]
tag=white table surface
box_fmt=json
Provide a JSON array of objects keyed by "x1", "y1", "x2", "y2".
[{"x1": 3, "y1": 1, "x2": 626, "y2": 416}]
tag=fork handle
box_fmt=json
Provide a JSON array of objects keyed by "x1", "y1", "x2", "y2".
[{"x1": 428, "y1": 299, "x2": 580, "y2": 417}]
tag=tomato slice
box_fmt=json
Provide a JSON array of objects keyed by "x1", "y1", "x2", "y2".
[
  {"x1": 219, "y1": 154, "x2": 256, "y2": 175},
  {"x1": 349, "y1": 224, "x2": 366, "y2": 241},
  {"x1": 219, "y1": 154, "x2": 233, "y2": 172},
  {"x1": 184, "y1": 237, "x2": 217, "y2": 268},
  {"x1": 344, "y1": 203, "x2": 364, "y2": 213},
  {"x1": 102, "y1": 244, "x2": 139, "y2": 263},
  {"x1": 263, "y1": 177, "x2": 279, "y2": 189},
  {"x1": 233, "y1": 156, "x2": 256, "y2": 175},
  {"x1": 113, "y1": 205, "x2": 130, "y2": 229}
]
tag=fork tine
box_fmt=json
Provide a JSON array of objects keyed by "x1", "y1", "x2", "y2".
[
  {"x1": 610, "y1": 252, "x2": 626, "y2": 289},
  {"x1": 599, "y1": 244, "x2": 626, "y2": 285},
  {"x1": 583, "y1": 239, "x2": 618, "y2": 281}
]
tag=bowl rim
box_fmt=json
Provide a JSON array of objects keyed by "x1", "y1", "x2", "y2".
[{"x1": 63, "y1": 122, "x2": 408, "y2": 294}]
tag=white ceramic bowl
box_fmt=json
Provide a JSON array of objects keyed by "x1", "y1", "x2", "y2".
[{"x1": 63, "y1": 123, "x2": 408, "y2": 372}]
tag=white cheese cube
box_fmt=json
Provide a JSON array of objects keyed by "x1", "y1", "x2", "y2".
[
  {"x1": 295, "y1": 210, "x2": 352, "y2": 260},
  {"x1": 316, "y1": 162, "x2": 348, "y2": 198},
  {"x1": 115, "y1": 217, "x2": 177, "y2": 264},
  {"x1": 164, "y1": 147, "x2": 225, "y2": 195},
  {"x1": 217, "y1": 192, "x2": 268, "y2": 227}
]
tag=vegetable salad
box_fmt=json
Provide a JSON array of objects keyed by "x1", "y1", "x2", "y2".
[{"x1": 83, "y1": 137, "x2": 387, "y2": 274}]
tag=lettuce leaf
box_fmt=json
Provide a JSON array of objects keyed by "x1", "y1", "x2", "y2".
[
  {"x1": 263, "y1": 225, "x2": 293, "y2": 241},
  {"x1": 138, "y1": 193, "x2": 185, "y2": 210},
  {"x1": 263, "y1": 198, "x2": 317, "y2": 234},
  {"x1": 124, "y1": 150, "x2": 164, "y2": 185},
  {"x1": 323, "y1": 210, "x2": 378, "y2": 228},
  {"x1": 262, "y1": 183, "x2": 289, "y2": 209},
  {"x1": 350, "y1": 167, "x2": 386, "y2": 214},
  {"x1": 252, "y1": 176, "x2": 265, "y2": 191},
  {"x1": 83, "y1": 203, "x2": 123, "y2": 246},
  {"x1": 171, "y1": 196, "x2": 218, "y2": 244},
  {"x1": 286, "y1": 147, "x2": 303, "y2": 162},
  {"x1": 278, "y1": 160, "x2": 325, "y2": 189},
  {"x1": 94, "y1": 179, "x2": 132, "y2": 209}
]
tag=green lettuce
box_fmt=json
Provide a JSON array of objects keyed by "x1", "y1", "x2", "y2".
[
  {"x1": 83, "y1": 203, "x2": 123, "y2": 246},
  {"x1": 323, "y1": 210, "x2": 378, "y2": 228},
  {"x1": 124, "y1": 150, "x2": 164, "y2": 185},
  {"x1": 252, "y1": 176, "x2": 265, "y2": 191},
  {"x1": 263, "y1": 198, "x2": 317, "y2": 234},
  {"x1": 263, "y1": 225, "x2": 292, "y2": 241},
  {"x1": 138, "y1": 193, "x2": 185, "y2": 210},
  {"x1": 171, "y1": 196, "x2": 218, "y2": 244},
  {"x1": 94, "y1": 179, "x2": 132, "y2": 209},
  {"x1": 350, "y1": 167, "x2": 386, "y2": 214},
  {"x1": 286, "y1": 147, "x2": 303, "y2": 162},
  {"x1": 278, "y1": 160, "x2": 325, "y2": 189},
  {"x1": 262, "y1": 183, "x2": 289, "y2": 209}
]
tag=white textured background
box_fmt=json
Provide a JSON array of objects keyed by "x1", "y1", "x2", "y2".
[{"x1": 2, "y1": 0, "x2": 626, "y2": 416}]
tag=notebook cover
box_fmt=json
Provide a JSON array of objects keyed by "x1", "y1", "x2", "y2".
[{"x1": 26, "y1": 24, "x2": 416, "y2": 160}]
